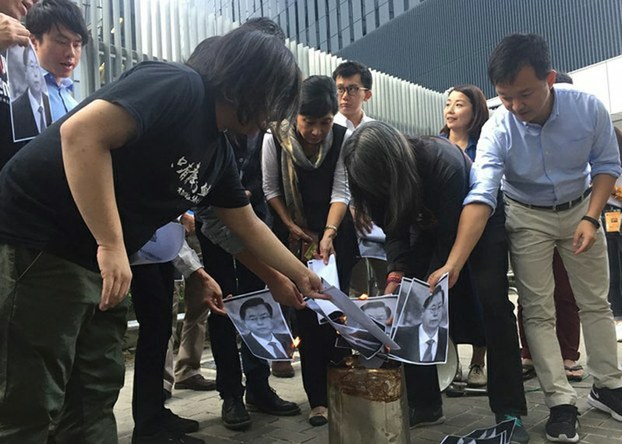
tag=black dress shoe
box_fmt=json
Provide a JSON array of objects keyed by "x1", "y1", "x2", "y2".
[
  {"x1": 174, "y1": 374, "x2": 217, "y2": 391},
  {"x1": 245, "y1": 387, "x2": 301, "y2": 416},
  {"x1": 221, "y1": 397, "x2": 252, "y2": 430},
  {"x1": 161, "y1": 409, "x2": 200, "y2": 434},
  {"x1": 131, "y1": 429, "x2": 204, "y2": 444},
  {"x1": 409, "y1": 406, "x2": 445, "y2": 429}
]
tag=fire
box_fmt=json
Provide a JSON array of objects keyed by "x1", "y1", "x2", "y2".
[
  {"x1": 359, "y1": 293, "x2": 369, "y2": 300},
  {"x1": 292, "y1": 337, "x2": 301, "y2": 348}
]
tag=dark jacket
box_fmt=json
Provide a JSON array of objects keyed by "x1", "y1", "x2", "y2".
[
  {"x1": 11, "y1": 89, "x2": 52, "y2": 141},
  {"x1": 241, "y1": 333, "x2": 294, "y2": 360},
  {"x1": 392, "y1": 324, "x2": 448, "y2": 363}
]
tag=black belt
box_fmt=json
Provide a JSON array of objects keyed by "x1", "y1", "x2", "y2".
[{"x1": 505, "y1": 188, "x2": 591, "y2": 211}]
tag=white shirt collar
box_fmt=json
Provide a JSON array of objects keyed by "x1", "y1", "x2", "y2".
[{"x1": 334, "y1": 111, "x2": 374, "y2": 131}]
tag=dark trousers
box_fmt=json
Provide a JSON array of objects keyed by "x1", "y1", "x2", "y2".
[
  {"x1": 518, "y1": 249, "x2": 581, "y2": 361},
  {"x1": 131, "y1": 262, "x2": 175, "y2": 435},
  {"x1": 0, "y1": 245, "x2": 128, "y2": 444},
  {"x1": 196, "y1": 226, "x2": 271, "y2": 399},
  {"x1": 406, "y1": 200, "x2": 527, "y2": 416},
  {"x1": 295, "y1": 308, "x2": 351, "y2": 408},
  {"x1": 606, "y1": 228, "x2": 622, "y2": 318}
]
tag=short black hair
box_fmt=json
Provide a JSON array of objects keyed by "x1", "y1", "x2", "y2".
[
  {"x1": 242, "y1": 17, "x2": 286, "y2": 42},
  {"x1": 487, "y1": 33, "x2": 551, "y2": 85},
  {"x1": 361, "y1": 301, "x2": 391, "y2": 318},
  {"x1": 299, "y1": 75, "x2": 338, "y2": 118},
  {"x1": 332, "y1": 60, "x2": 372, "y2": 90},
  {"x1": 26, "y1": 0, "x2": 90, "y2": 46},
  {"x1": 186, "y1": 24, "x2": 301, "y2": 131},
  {"x1": 239, "y1": 297, "x2": 273, "y2": 320},
  {"x1": 423, "y1": 286, "x2": 444, "y2": 309},
  {"x1": 555, "y1": 71, "x2": 573, "y2": 85}
]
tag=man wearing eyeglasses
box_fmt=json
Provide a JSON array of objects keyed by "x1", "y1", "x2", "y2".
[{"x1": 332, "y1": 61, "x2": 374, "y2": 131}]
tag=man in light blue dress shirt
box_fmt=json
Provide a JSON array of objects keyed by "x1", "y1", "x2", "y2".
[
  {"x1": 27, "y1": 0, "x2": 87, "y2": 120},
  {"x1": 430, "y1": 34, "x2": 622, "y2": 443}
]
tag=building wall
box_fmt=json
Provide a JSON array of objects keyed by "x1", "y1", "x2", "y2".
[
  {"x1": 76, "y1": 0, "x2": 446, "y2": 136},
  {"x1": 337, "y1": 0, "x2": 622, "y2": 97},
  {"x1": 201, "y1": 0, "x2": 428, "y2": 53}
]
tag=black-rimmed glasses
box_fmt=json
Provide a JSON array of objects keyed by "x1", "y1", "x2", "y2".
[{"x1": 337, "y1": 85, "x2": 368, "y2": 96}]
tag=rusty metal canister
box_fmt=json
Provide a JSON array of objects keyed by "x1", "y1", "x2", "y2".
[{"x1": 327, "y1": 357, "x2": 410, "y2": 444}]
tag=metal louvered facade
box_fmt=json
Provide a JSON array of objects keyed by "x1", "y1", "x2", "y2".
[
  {"x1": 75, "y1": 0, "x2": 445, "y2": 136},
  {"x1": 338, "y1": 0, "x2": 622, "y2": 97}
]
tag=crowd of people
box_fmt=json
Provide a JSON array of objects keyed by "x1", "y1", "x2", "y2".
[{"x1": 0, "y1": 2, "x2": 621, "y2": 444}]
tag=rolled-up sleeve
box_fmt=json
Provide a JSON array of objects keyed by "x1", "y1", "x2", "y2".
[
  {"x1": 173, "y1": 240, "x2": 203, "y2": 278},
  {"x1": 463, "y1": 119, "x2": 506, "y2": 211},
  {"x1": 589, "y1": 96, "x2": 622, "y2": 179}
]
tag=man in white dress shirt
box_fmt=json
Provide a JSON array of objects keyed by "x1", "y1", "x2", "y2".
[{"x1": 332, "y1": 61, "x2": 374, "y2": 131}]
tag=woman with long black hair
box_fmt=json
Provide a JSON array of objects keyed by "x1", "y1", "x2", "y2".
[{"x1": 342, "y1": 121, "x2": 528, "y2": 443}]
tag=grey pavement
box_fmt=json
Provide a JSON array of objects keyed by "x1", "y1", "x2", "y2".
[{"x1": 115, "y1": 297, "x2": 622, "y2": 443}]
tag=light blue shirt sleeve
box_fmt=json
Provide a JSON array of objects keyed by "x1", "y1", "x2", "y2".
[
  {"x1": 588, "y1": 94, "x2": 621, "y2": 179},
  {"x1": 463, "y1": 116, "x2": 506, "y2": 211}
]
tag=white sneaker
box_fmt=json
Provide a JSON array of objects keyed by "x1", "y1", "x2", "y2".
[{"x1": 615, "y1": 322, "x2": 622, "y2": 342}]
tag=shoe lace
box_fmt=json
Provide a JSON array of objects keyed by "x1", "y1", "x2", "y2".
[{"x1": 500, "y1": 414, "x2": 523, "y2": 428}]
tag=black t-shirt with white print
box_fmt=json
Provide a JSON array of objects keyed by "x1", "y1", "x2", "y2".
[{"x1": 0, "y1": 61, "x2": 248, "y2": 271}]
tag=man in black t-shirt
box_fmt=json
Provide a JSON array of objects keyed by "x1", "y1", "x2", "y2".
[{"x1": 0, "y1": 23, "x2": 323, "y2": 444}]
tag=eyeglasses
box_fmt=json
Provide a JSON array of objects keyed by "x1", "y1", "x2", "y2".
[{"x1": 336, "y1": 85, "x2": 369, "y2": 96}]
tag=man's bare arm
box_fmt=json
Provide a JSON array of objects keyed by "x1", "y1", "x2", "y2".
[
  {"x1": 60, "y1": 99, "x2": 138, "y2": 310},
  {"x1": 215, "y1": 205, "x2": 323, "y2": 299}
]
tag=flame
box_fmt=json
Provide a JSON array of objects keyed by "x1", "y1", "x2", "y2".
[
  {"x1": 359, "y1": 293, "x2": 369, "y2": 300},
  {"x1": 292, "y1": 336, "x2": 301, "y2": 348}
]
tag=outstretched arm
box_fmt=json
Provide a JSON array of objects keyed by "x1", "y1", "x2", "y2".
[
  {"x1": 215, "y1": 205, "x2": 323, "y2": 299},
  {"x1": 427, "y1": 202, "x2": 491, "y2": 288}
]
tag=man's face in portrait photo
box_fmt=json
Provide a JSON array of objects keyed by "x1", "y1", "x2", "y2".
[
  {"x1": 421, "y1": 290, "x2": 444, "y2": 335},
  {"x1": 244, "y1": 303, "x2": 275, "y2": 340},
  {"x1": 24, "y1": 48, "x2": 43, "y2": 97}
]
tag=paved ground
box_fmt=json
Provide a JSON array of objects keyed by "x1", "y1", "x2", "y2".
[{"x1": 115, "y1": 299, "x2": 622, "y2": 443}]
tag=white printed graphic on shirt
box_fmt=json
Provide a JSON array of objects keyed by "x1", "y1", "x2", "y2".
[{"x1": 173, "y1": 156, "x2": 211, "y2": 203}]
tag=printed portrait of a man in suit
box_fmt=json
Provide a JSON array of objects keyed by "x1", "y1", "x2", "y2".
[
  {"x1": 11, "y1": 45, "x2": 51, "y2": 141},
  {"x1": 239, "y1": 297, "x2": 294, "y2": 360},
  {"x1": 392, "y1": 286, "x2": 448, "y2": 364}
]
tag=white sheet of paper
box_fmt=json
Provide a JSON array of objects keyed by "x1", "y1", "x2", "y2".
[
  {"x1": 308, "y1": 254, "x2": 340, "y2": 290},
  {"x1": 308, "y1": 255, "x2": 341, "y2": 323}
]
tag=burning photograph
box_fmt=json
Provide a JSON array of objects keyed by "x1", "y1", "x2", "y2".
[
  {"x1": 224, "y1": 289, "x2": 295, "y2": 361},
  {"x1": 352, "y1": 295, "x2": 397, "y2": 333}
]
